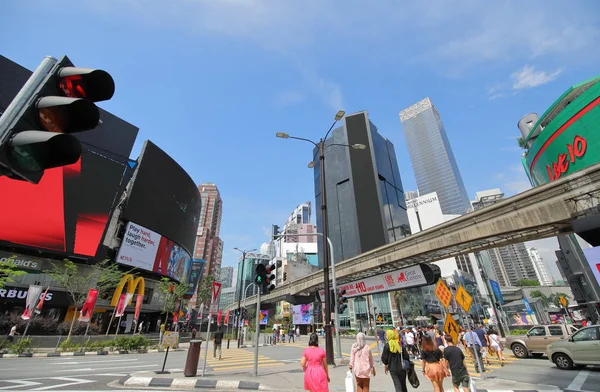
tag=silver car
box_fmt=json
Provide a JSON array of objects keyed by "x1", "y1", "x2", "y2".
[{"x1": 547, "y1": 325, "x2": 600, "y2": 370}]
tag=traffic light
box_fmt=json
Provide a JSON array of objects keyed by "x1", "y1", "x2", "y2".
[
  {"x1": 495, "y1": 302, "x2": 502, "y2": 310},
  {"x1": 255, "y1": 264, "x2": 266, "y2": 285},
  {"x1": 0, "y1": 55, "x2": 115, "y2": 183},
  {"x1": 338, "y1": 289, "x2": 347, "y2": 314},
  {"x1": 263, "y1": 264, "x2": 276, "y2": 294},
  {"x1": 283, "y1": 272, "x2": 287, "y2": 282}
]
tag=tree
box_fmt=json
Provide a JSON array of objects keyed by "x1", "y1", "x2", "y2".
[
  {"x1": 0, "y1": 254, "x2": 27, "y2": 289},
  {"x1": 196, "y1": 275, "x2": 216, "y2": 306},
  {"x1": 394, "y1": 288, "x2": 423, "y2": 322},
  {"x1": 529, "y1": 291, "x2": 571, "y2": 309},
  {"x1": 517, "y1": 137, "x2": 528, "y2": 150},
  {"x1": 550, "y1": 293, "x2": 570, "y2": 308},
  {"x1": 516, "y1": 279, "x2": 540, "y2": 287},
  {"x1": 157, "y1": 277, "x2": 188, "y2": 324},
  {"x1": 530, "y1": 290, "x2": 550, "y2": 307},
  {"x1": 47, "y1": 259, "x2": 125, "y2": 339}
]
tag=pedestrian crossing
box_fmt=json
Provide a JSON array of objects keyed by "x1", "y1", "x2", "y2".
[{"x1": 204, "y1": 349, "x2": 286, "y2": 372}]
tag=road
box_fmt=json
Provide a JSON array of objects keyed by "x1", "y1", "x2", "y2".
[{"x1": 0, "y1": 338, "x2": 597, "y2": 391}]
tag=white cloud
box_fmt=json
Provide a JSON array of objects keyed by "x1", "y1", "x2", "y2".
[
  {"x1": 511, "y1": 65, "x2": 563, "y2": 90},
  {"x1": 274, "y1": 91, "x2": 305, "y2": 108}
]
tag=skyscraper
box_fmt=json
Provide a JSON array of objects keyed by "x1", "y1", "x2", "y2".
[
  {"x1": 472, "y1": 189, "x2": 538, "y2": 286},
  {"x1": 219, "y1": 266, "x2": 235, "y2": 289},
  {"x1": 193, "y1": 183, "x2": 224, "y2": 280},
  {"x1": 313, "y1": 111, "x2": 410, "y2": 330},
  {"x1": 527, "y1": 248, "x2": 554, "y2": 286},
  {"x1": 400, "y1": 98, "x2": 471, "y2": 215}
]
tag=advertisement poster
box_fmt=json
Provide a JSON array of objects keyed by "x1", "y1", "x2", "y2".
[
  {"x1": 259, "y1": 310, "x2": 269, "y2": 325},
  {"x1": 116, "y1": 222, "x2": 161, "y2": 271},
  {"x1": 319, "y1": 265, "x2": 427, "y2": 299},
  {"x1": 115, "y1": 294, "x2": 127, "y2": 317},
  {"x1": 21, "y1": 285, "x2": 43, "y2": 320},
  {"x1": 185, "y1": 259, "x2": 205, "y2": 298},
  {"x1": 583, "y1": 247, "x2": 600, "y2": 287},
  {"x1": 133, "y1": 294, "x2": 144, "y2": 322},
  {"x1": 78, "y1": 288, "x2": 99, "y2": 323},
  {"x1": 489, "y1": 279, "x2": 504, "y2": 305},
  {"x1": 292, "y1": 304, "x2": 312, "y2": 325}
]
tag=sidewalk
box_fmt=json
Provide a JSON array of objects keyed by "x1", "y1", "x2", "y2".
[{"x1": 120, "y1": 360, "x2": 561, "y2": 392}]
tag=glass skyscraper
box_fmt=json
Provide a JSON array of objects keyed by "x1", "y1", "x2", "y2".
[
  {"x1": 313, "y1": 111, "x2": 411, "y2": 266},
  {"x1": 400, "y1": 98, "x2": 471, "y2": 215}
]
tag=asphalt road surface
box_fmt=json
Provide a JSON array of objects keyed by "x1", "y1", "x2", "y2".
[{"x1": 0, "y1": 338, "x2": 597, "y2": 391}]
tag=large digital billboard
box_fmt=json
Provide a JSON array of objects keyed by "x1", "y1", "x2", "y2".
[
  {"x1": 121, "y1": 141, "x2": 201, "y2": 255},
  {"x1": 0, "y1": 148, "x2": 128, "y2": 257},
  {"x1": 116, "y1": 221, "x2": 191, "y2": 282}
]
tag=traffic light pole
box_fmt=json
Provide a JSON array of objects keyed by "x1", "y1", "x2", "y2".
[{"x1": 253, "y1": 288, "x2": 261, "y2": 376}]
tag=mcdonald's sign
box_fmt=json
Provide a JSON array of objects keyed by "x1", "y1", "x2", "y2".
[{"x1": 110, "y1": 274, "x2": 145, "y2": 307}]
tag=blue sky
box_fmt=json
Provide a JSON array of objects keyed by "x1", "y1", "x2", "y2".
[{"x1": 2, "y1": 1, "x2": 599, "y2": 276}]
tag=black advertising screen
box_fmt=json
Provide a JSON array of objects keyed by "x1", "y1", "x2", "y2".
[
  {"x1": 121, "y1": 141, "x2": 200, "y2": 255},
  {"x1": 0, "y1": 148, "x2": 127, "y2": 257}
]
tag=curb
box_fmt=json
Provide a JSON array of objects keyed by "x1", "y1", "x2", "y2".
[
  {"x1": 0, "y1": 348, "x2": 184, "y2": 359},
  {"x1": 238, "y1": 344, "x2": 271, "y2": 348},
  {"x1": 119, "y1": 375, "x2": 267, "y2": 390}
]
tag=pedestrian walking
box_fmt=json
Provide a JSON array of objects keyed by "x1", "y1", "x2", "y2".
[
  {"x1": 213, "y1": 326, "x2": 224, "y2": 360},
  {"x1": 376, "y1": 327, "x2": 386, "y2": 353},
  {"x1": 159, "y1": 323, "x2": 165, "y2": 345},
  {"x1": 435, "y1": 329, "x2": 447, "y2": 351},
  {"x1": 463, "y1": 328, "x2": 485, "y2": 373},
  {"x1": 381, "y1": 329, "x2": 409, "y2": 392},
  {"x1": 442, "y1": 335, "x2": 470, "y2": 392},
  {"x1": 289, "y1": 327, "x2": 295, "y2": 343},
  {"x1": 487, "y1": 328, "x2": 505, "y2": 366},
  {"x1": 296, "y1": 326, "x2": 300, "y2": 341},
  {"x1": 7, "y1": 325, "x2": 18, "y2": 342},
  {"x1": 475, "y1": 324, "x2": 491, "y2": 366},
  {"x1": 421, "y1": 336, "x2": 448, "y2": 392},
  {"x1": 301, "y1": 333, "x2": 329, "y2": 392},
  {"x1": 349, "y1": 333, "x2": 376, "y2": 392}
]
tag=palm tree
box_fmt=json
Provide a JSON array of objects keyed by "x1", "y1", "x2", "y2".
[{"x1": 530, "y1": 290, "x2": 550, "y2": 307}]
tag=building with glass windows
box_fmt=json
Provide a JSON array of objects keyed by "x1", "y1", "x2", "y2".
[
  {"x1": 313, "y1": 111, "x2": 410, "y2": 330},
  {"x1": 400, "y1": 98, "x2": 471, "y2": 215}
]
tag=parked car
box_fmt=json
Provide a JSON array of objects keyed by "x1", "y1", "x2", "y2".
[
  {"x1": 547, "y1": 325, "x2": 600, "y2": 370},
  {"x1": 505, "y1": 324, "x2": 578, "y2": 358}
]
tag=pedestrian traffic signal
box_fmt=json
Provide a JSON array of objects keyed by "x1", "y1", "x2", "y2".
[
  {"x1": 0, "y1": 56, "x2": 115, "y2": 184},
  {"x1": 283, "y1": 272, "x2": 287, "y2": 282},
  {"x1": 337, "y1": 289, "x2": 347, "y2": 314},
  {"x1": 255, "y1": 264, "x2": 266, "y2": 285},
  {"x1": 495, "y1": 302, "x2": 502, "y2": 310}
]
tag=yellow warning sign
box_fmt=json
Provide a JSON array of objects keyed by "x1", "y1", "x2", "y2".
[
  {"x1": 559, "y1": 296, "x2": 568, "y2": 308},
  {"x1": 434, "y1": 280, "x2": 453, "y2": 309},
  {"x1": 455, "y1": 284, "x2": 473, "y2": 313},
  {"x1": 377, "y1": 315, "x2": 383, "y2": 324},
  {"x1": 443, "y1": 313, "x2": 459, "y2": 346}
]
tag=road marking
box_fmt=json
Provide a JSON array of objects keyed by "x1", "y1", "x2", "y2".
[
  {"x1": 566, "y1": 370, "x2": 590, "y2": 391},
  {"x1": 57, "y1": 364, "x2": 157, "y2": 372},
  {"x1": 0, "y1": 380, "x2": 43, "y2": 390},
  {"x1": 50, "y1": 359, "x2": 139, "y2": 365},
  {"x1": 30, "y1": 377, "x2": 94, "y2": 391}
]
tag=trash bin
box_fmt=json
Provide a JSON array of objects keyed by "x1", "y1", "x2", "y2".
[{"x1": 184, "y1": 339, "x2": 202, "y2": 377}]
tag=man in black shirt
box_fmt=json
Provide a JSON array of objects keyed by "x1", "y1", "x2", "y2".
[
  {"x1": 213, "y1": 326, "x2": 224, "y2": 360},
  {"x1": 442, "y1": 335, "x2": 470, "y2": 392}
]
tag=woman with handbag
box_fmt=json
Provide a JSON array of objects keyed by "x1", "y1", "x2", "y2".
[
  {"x1": 349, "y1": 333, "x2": 376, "y2": 392},
  {"x1": 421, "y1": 336, "x2": 449, "y2": 392},
  {"x1": 488, "y1": 328, "x2": 506, "y2": 366},
  {"x1": 381, "y1": 329, "x2": 410, "y2": 392}
]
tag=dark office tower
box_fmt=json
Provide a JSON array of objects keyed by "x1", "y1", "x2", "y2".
[
  {"x1": 400, "y1": 98, "x2": 471, "y2": 215},
  {"x1": 313, "y1": 111, "x2": 411, "y2": 267}
]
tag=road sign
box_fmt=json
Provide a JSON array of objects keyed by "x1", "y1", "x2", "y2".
[
  {"x1": 559, "y1": 296, "x2": 568, "y2": 308},
  {"x1": 455, "y1": 284, "x2": 473, "y2": 313},
  {"x1": 443, "y1": 313, "x2": 459, "y2": 346},
  {"x1": 434, "y1": 279, "x2": 452, "y2": 308},
  {"x1": 161, "y1": 331, "x2": 179, "y2": 348},
  {"x1": 377, "y1": 314, "x2": 383, "y2": 324},
  {"x1": 209, "y1": 282, "x2": 222, "y2": 313}
]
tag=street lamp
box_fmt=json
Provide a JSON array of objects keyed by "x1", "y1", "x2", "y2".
[
  {"x1": 275, "y1": 110, "x2": 364, "y2": 365},
  {"x1": 233, "y1": 247, "x2": 257, "y2": 347}
]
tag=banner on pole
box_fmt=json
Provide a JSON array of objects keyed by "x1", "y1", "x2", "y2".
[
  {"x1": 134, "y1": 294, "x2": 144, "y2": 322},
  {"x1": 34, "y1": 287, "x2": 50, "y2": 314},
  {"x1": 115, "y1": 294, "x2": 127, "y2": 317},
  {"x1": 21, "y1": 285, "x2": 43, "y2": 320},
  {"x1": 224, "y1": 309, "x2": 230, "y2": 324},
  {"x1": 217, "y1": 310, "x2": 223, "y2": 324},
  {"x1": 78, "y1": 288, "x2": 99, "y2": 322}
]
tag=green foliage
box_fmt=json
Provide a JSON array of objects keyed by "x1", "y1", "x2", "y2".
[
  {"x1": 516, "y1": 279, "x2": 540, "y2": 287},
  {"x1": 394, "y1": 288, "x2": 424, "y2": 320},
  {"x1": 529, "y1": 291, "x2": 570, "y2": 308},
  {"x1": 196, "y1": 274, "x2": 216, "y2": 305},
  {"x1": 517, "y1": 137, "x2": 528, "y2": 150},
  {"x1": 158, "y1": 277, "x2": 188, "y2": 316},
  {"x1": 59, "y1": 336, "x2": 152, "y2": 353},
  {"x1": 0, "y1": 254, "x2": 27, "y2": 289},
  {"x1": 10, "y1": 338, "x2": 34, "y2": 355}
]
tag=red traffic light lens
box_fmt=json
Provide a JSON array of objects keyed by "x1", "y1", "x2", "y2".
[
  {"x1": 38, "y1": 107, "x2": 67, "y2": 133},
  {"x1": 59, "y1": 75, "x2": 87, "y2": 98}
]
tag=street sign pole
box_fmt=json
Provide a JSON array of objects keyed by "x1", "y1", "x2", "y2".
[
  {"x1": 253, "y1": 289, "x2": 261, "y2": 377},
  {"x1": 201, "y1": 314, "x2": 211, "y2": 377}
]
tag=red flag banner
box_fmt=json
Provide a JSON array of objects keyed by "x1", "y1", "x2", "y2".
[
  {"x1": 217, "y1": 310, "x2": 223, "y2": 324},
  {"x1": 79, "y1": 288, "x2": 99, "y2": 322},
  {"x1": 224, "y1": 310, "x2": 230, "y2": 324},
  {"x1": 115, "y1": 294, "x2": 127, "y2": 317},
  {"x1": 133, "y1": 294, "x2": 143, "y2": 322},
  {"x1": 21, "y1": 285, "x2": 43, "y2": 320},
  {"x1": 35, "y1": 287, "x2": 50, "y2": 315}
]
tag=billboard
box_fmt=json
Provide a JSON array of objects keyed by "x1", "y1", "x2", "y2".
[
  {"x1": 185, "y1": 259, "x2": 205, "y2": 298},
  {"x1": 582, "y1": 247, "x2": 600, "y2": 287},
  {"x1": 121, "y1": 141, "x2": 201, "y2": 255},
  {"x1": 116, "y1": 222, "x2": 191, "y2": 281},
  {"x1": 0, "y1": 148, "x2": 128, "y2": 257},
  {"x1": 292, "y1": 304, "x2": 312, "y2": 325}
]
